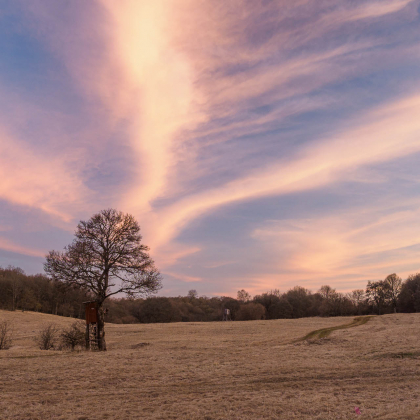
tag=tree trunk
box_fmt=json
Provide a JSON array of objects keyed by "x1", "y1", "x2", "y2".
[{"x1": 97, "y1": 305, "x2": 107, "y2": 351}]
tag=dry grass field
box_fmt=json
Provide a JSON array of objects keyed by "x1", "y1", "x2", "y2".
[{"x1": 1, "y1": 310, "x2": 420, "y2": 419}]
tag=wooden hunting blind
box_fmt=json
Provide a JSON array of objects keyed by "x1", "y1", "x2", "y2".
[
  {"x1": 83, "y1": 301, "x2": 99, "y2": 350},
  {"x1": 85, "y1": 301, "x2": 98, "y2": 324},
  {"x1": 223, "y1": 308, "x2": 231, "y2": 321}
]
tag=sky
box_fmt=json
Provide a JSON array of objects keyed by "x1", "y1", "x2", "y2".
[{"x1": 1, "y1": 0, "x2": 420, "y2": 297}]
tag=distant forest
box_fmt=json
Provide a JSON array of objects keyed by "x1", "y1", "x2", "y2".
[{"x1": 1, "y1": 266, "x2": 420, "y2": 323}]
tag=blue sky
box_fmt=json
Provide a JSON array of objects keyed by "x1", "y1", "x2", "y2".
[{"x1": 1, "y1": 0, "x2": 420, "y2": 297}]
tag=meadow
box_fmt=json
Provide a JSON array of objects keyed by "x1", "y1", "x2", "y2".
[{"x1": 0, "y1": 310, "x2": 419, "y2": 419}]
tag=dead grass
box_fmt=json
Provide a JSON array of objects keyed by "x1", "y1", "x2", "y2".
[{"x1": 1, "y1": 310, "x2": 420, "y2": 419}]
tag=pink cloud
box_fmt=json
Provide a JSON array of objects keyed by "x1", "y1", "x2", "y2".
[
  {"x1": 0, "y1": 236, "x2": 45, "y2": 258},
  {"x1": 3, "y1": 0, "x2": 419, "y2": 294},
  {"x1": 163, "y1": 271, "x2": 202, "y2": 283},
  {"x1": 0, "y1": 127, "x2": 88, "y2": 221},
  {"x1": 146, "y1": 93, "x2": 420, "y2": 255}
]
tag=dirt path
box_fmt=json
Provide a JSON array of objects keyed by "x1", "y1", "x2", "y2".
[{"x1": 297, "y1": 315, "x2": 374, "y2": 341}]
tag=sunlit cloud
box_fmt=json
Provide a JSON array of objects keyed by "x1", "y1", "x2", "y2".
[
  {"x1": 153, "y1": 244, "x2": 201, "y2": 269},
  {"x1": 163, "y1": 271, "x2": 203, "y2": 283},
  {"x1": 0, "y1": 0, "x2": 419, "y2": 295},
  {"x1": 0, "y1": 237, "x2": 45, "y2": 258},
  {"x1": 251, "y1": 198, "x2": 420, "y2": 291},
  {"x1": 87, "y1": 0, "x2": 204, "y2": 214},
  {"x1": 150, "y1": 94, "x2": 420, "y2": 251},
  {"x1": 0, "y1": 128, "x2": 87, "y2": 221},
  {"x1": 346, "y1": 0, "x2": 413, "y2": 20}
]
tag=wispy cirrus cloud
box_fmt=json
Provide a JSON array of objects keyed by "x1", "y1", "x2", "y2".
[
  {"x1": 251, "y1": 198, "x2": 420, "y2": 291},
  {"x1": 0, "y1": 236, "x2": 45, "y2": 258},
  {"x1": 0, "y1": 0, "x2": 419, "y2": 295},
  {"x1": 149, "y1": 93, "x2": 420, "y2": 251}
]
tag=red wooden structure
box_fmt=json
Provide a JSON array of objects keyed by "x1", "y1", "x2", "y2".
[
  {"x1": 84, "y1": 301, "x2": 98, "y2": 324},
  {"x1": 83, "y1": 301, "x2": 99, "y2": 349}
]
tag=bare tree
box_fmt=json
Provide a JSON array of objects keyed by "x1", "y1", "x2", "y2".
[
  {"x1": 348, "y1": 289, "x2": 366, "y2": 315},
  {"x1": 366, "y1": 280, "x2": 391, "y2": 315},
  {"x1": 187, "y1": 289, "x2": 198, "y2": 300},
  {"x1": 384, "y1": 273, "x2": 402, "y2": 313},
  {"x1": 318, "y1": 285, "x2": 336, "y2": 300},
  {"x1": 44, "y1": 209, "x2": 162, "y2": 351},
  {"x1": 5, "y1": 266, "x2": 25, "y2": 311},
  {"x1": 237, "y1": 289, "x2": 251, "y2": 303}
]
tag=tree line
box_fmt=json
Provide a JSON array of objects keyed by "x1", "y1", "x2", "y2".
[
  {"x1": 0, "y1": 266, "x2": 91, "y2": 318},
  {"x1": 2, "y1": 266, "x2": 420, "y2": 323},
  {"x1": 4, "y1": 208, "x2": 418, "y2": 352}
]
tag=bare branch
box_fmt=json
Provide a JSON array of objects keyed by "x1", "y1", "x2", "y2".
[{"x1": 44, "y1": 209, "x2": 162, "y2": 305}]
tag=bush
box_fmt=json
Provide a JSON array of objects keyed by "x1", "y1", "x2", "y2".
[
  {"x1": 0, "y1": 321, "x2": 13, "y2": 350},
  {"x1": 236, "y1": 303, "x2": 266, "y2": 321},
  {"x1": 60, "y1": 322, "x2": 86, "y2": 351},
  {"x1": 35, "y1": 324, "x2": 59, "y2": 350}
]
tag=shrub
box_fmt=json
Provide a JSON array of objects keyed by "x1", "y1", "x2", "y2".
[
  {"x1": 236, "y1": 302, "x2": 266, "y2": 321},
  {"x1": 35, "y1": 324, "x2": 59, "y2": 350},
  {"x1": 0, "y1": 321, "x2": 13, "y2": 350},
  {"x1": 60, "y1": 322, "x2": 86, "y2": 351}
]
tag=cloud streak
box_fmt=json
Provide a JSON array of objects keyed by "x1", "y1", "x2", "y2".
[
  {"x1": 0, "y1": 236, "x2": 45, "y2": 258},
  {"x1": 150, "y1": 93, "x2": 420, "y2": 252},
  {"x1": 0, "y1": 127, "x2": 87, "y2": 221},
  {"x1": 0, "y1": 0, "x2": 419, "y2": 295},
  {"x1": 251, "y1": 199, "x2": 420, "y2": 290}
]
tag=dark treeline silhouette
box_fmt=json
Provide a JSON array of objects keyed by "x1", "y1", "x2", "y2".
[
  {"x1": 0, "y1": 266, "x2": 92, "y2": 318},
  {"x1": 1, "y1": 266, "x2": 420, "y2": 323}
]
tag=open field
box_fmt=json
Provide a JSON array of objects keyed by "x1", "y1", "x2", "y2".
[{"x1": 1, "y1": 311, "x2": 420, "y2": 419}]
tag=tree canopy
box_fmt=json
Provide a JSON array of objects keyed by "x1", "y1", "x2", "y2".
[
  {"x1": 45, "y1": 209, "x2": 161, "y2": 302},
  {"x1": 44, "y1": 209, "x2": 162, "y2": 349}
]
